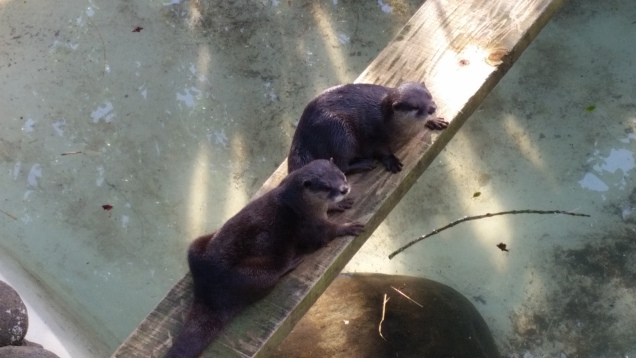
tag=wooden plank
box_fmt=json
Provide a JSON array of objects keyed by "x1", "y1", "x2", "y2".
[{"x1": 112, "y1": 0, "x2": 565, "y2": 357}]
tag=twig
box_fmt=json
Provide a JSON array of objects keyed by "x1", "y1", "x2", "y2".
[
  {"x1": 87, "y1": 17, "x2": 106, "y2": 77},
  {"x1": 61, "y1": 151, "x2": 83, "y2": 156},
  {"x1": 390, "y1": 286, "x2": 423, "y2": 307},
  {"x1": 388, "y1": 209, "x2": 590, "y2": 259},
  {"x1": 0, "y1": 208, "x2": 18, "y2": 220},
  {"x1": 378, "y1": 294, "x2": 389, "y2": 341}
]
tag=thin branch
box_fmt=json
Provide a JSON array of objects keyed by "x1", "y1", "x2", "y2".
[
  {"x1": 390, "y1": 286, "x2": 423, "y2": 307},
  {"x1": 87, "y1": 17, "x2": 106, "y2": 77},
  {"x1": 388, "y1": 209, "x2": 590, "y2": 259},
  {"x1": 378, "y1": 294, "x2": 389, "y2": 341},
  {"x1": 0, "y1": 208, "x2": 18, "y2": 220}
]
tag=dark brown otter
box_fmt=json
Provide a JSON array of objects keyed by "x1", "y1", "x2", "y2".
[
  {"x1": 164, "y1": 159, "x2": 364, "y2": 358},
  {"x1": 288, "y1": 82, "x2": 448, "y2": 174}
]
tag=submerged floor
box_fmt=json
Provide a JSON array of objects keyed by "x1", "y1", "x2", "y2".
[{"x1": 1, "y1": 0, "x2": 635, "y2": 357}]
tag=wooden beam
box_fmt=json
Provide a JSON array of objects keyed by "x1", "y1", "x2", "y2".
[{"x1": 111, "y1": 0, "x2": 565, "y2": 356}]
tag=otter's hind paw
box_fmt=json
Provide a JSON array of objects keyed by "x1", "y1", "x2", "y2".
[
  {"x1": 381, "y1": 155, "x2": 403, "y2": 173},
  {"x1": 345, "y1": 159, "x2": 377, "y2": 174}
]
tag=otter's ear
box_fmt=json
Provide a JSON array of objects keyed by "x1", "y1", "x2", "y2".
[{"x1": 302, "y1": 179, "x2": 312, "y2": 188}]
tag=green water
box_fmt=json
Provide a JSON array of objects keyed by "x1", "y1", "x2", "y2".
[{"x1": 1, "y1": 0, "x2": 635, "y2": 357}]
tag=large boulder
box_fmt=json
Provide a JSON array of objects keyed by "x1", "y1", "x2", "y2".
[
  {"x1": 274, "y1": 273, "x2": 499, "y2": 358},
  {"x1": 0, "y1": 346, "x2": 60, "y2": 358},
  {"x1": 0, "y1": 280, "x2": 28, "y2": 347}
]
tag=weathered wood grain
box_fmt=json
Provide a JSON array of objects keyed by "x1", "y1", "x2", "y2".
[{"x1": 111, "y1": 0, "x2": 565, "y2": 356}]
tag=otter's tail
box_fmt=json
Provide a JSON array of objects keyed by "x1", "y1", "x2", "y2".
[{"x1": 164, "y1": 300, "x2": 235, "y2": 358}]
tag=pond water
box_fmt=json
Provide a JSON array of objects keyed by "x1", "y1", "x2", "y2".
[{"x1": 1, "y1": 0, "x2": 635, "y2": 357}]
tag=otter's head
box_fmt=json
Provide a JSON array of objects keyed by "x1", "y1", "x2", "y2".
[
  {"x1": 295, "y1": 159, "x2": 350, "y2": 207},
  {"x1": 386, "y1": 82, "x2": 437, "y2": 124}
]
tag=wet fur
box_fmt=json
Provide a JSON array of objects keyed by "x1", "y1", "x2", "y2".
[
  {"x1": 164, "y1": 159, "x2": 364, "y2": 358},
  {"x1": 288, "y1": 82, "x2": 448, "y2": 174}
]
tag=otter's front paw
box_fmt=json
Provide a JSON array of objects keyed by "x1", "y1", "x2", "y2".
[
  {"x1": 425, "y1": 117, "x2": 449, "y2": 130},
  {"x1": 381, "y1": 155, "x2": 403, "y2": 173},
  {"x1": 339, "y1": 222, "x2": 365, "y2": 237},
  {"x1": 328, "y1": 197, "x2": 355, "y2": 213}
]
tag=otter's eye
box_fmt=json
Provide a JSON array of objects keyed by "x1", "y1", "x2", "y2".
[
  {"x1": 306, "y1": 180, "x2": 331, "y2": 192},
  {"x1": 393, "y1": 102, "x2": 418, "y2": 112}
]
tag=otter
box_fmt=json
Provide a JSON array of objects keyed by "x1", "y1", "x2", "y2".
[
  {"x1": 164, "y1": 159, "x2": 364, "y2": 358},
  {"x1": 287, "y1": 82, "x2": 448, "y2": 174}
]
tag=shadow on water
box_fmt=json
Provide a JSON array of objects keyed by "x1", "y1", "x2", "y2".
[{"x1": 508, "y1": 227, "x2": 636, "y2": 357}]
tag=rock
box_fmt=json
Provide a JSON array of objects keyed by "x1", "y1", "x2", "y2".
[
  {"x1": 0, "y1": 346, "x2": 60, "y2": 358},
  {"x1": 22, "y1": 340, "x2": 43, "y2": 348},
  {"x1": 274, "y1": 273, "x2": 500, "y2": 358},
  {"x1": 0, "y1": 280, "x2": 28, "y2": 347}
]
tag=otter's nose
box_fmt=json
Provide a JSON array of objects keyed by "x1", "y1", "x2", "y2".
[
  {"x1": 427, "y1": 103, "x2": 437, "y2": 115},
  {"x1": 339, "y1": 185, "x2": 350, "y2": 196}
]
